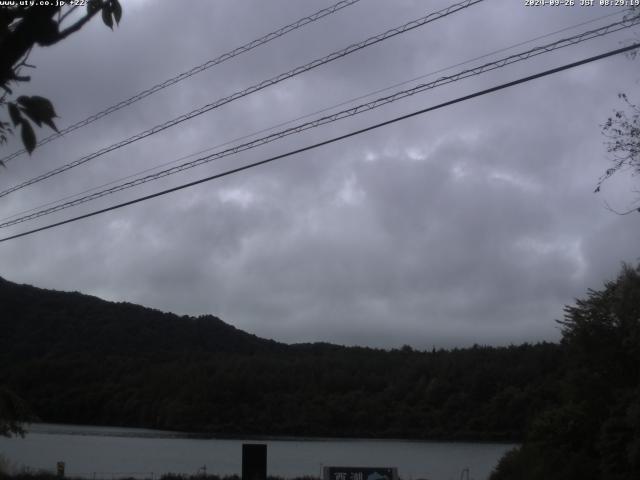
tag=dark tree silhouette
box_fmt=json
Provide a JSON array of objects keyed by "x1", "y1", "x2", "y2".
[
  {"x1": 491, "y1": 263, "x2": 640, "y2": 480},
  {"x1": 0, "y1": 0, "x2": 122, "y2": 158},
  {"x1": 0, "y1": 387, "x2": 33, "y2": 437},
  {"x1": 598, "y1": 93, "x2": 640, "y2": 214},
  {"x1": 596, "y1": 7, "x2": 640, "y2": 213}
]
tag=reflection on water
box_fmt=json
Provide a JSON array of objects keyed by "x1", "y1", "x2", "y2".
[{"x1": 0, "y1": 424, "x2": 515, "y2": 480}]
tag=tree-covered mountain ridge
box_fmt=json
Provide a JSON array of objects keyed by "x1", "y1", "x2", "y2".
[
  {"x1": 0, "y1": 276, "x2": 283, "y2": 356},
  {"x1": 0, "y1": 276, "x2": 564, "y2": 441}
]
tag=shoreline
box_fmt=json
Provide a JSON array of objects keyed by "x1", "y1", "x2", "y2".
[{"x1": 22, "y1": 422, "x2": 519, "y2": 445}]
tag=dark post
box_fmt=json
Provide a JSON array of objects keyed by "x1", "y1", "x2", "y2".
[
  {"x1": 56, "y1": 462, "x2": 65, "y2": 478},
  {"x1": 242, "y1": 444, "x2": 267, "y2": 480}
]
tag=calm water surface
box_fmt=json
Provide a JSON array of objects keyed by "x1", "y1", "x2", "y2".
[{"x1": 0, "y1": 424, "x2": 515, "y2": 480}]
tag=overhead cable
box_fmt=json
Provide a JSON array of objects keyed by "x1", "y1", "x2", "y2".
[
  {"x1": 1, "y1": 15, "x2": 637, "y2": 229},
  {"x1": 1, "y1": 42, "x2": 638, "y2": 244},
  {"x1": 0, "y1": 0, "x2": 485, "y2": 199},
  {"x1": 1, "y1": 7, "x2": 626, "y2": 224},
  {"x1": 0, "y1": 0, "x2": 363, "y2": 164}
]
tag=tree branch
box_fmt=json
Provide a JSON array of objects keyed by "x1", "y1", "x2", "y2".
[{"x1": 54, "y1": 3, "x2": 104, "y2": 43}]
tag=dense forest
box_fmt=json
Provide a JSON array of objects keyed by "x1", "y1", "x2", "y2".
[
  {"x1": 490, "y1": 264, "x2": 640, "y2": 480},
  {"x1": 0, "y1": 276, "x2": 564, "y2": 441},
  {"x1": 2, "y1": 264, "x2": 639, "y2": 479}
]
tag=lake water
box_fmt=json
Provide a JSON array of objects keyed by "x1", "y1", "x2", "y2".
[{"x1": 0, "y1": 424, "x2": 515, "y2": 480}]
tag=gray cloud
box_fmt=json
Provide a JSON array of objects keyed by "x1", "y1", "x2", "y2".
[{"x1": 0, "y1": 0, "x2": 639, "y2": 349}]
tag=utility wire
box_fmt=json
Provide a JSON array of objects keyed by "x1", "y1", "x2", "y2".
[
  {"x1": 0, "y1": 0, "x2": 363, "y2": 164},
  {"x1": 1, "y1": 8, "x2": 625, "y2": 224},
  {"x1": 0, "y1": 0, "x2": 484, "y2": 199},
  {"x1": 1, "y1": 42, "x2": 638, "y2": 244},
  {"x1": 1, "y1": 15, "x2": 637, "y2": 229}
]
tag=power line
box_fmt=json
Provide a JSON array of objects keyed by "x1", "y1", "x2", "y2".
[
  {"x1": 2, "y1": 15, "x2": 634, "y2": 226},
  {"x1": 0, "y1": 0, "x2": 363, "y2": 165},
  {"x1": 1, "y1": 42, "x2": 637, "y2": 244},
  {"x1": 2, "y1": 15, "x2": 637, "y2": 229},
  {"x1": 1, "y1": 8, "x2": 626, "y2": 225},
  {"x1": 0, "y1": 0, "x2": 485, "y2": 199}
]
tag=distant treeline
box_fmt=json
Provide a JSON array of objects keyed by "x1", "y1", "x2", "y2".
[
  {"x1": 0, "y1": 276, "x2": 564, "y2": 441},
  {"x1": 1, "y1": 473, "x2": 317, "y2": 480}
]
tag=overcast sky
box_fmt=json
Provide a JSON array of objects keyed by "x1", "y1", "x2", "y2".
[{"x1": 0, "y1": 0, "x2": 638, "y2": 349}]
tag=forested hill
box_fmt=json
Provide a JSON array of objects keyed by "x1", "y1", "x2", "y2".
[
  {"x1": 0, "y1": 276, "x2": 282, "y2": 356},
  {"x1": 0, "y1": 276, "x2": 563, "y2": 441}
]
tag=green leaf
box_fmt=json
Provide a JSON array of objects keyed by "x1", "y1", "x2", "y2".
[
  {"x1": 26, "y1": 96, "x2": 57, "y2": 119},
  {"x1": 8, "y1": 102, "x2": 22, "y2": 126},
  {"x1": 21, "y1": 121, "x2": 36, "y2": 154},
  {"x1": 111, "y1": 0, "x2": 122, "y2": 24},
  {"x1": 16, "y1": 96, "x2": 59, "y2": 132},
  {"x1": 20, "y1": 107, "x2": 42, "y2": 127},
  {"x1": 42, "y1": 117, "x2": 58, "y2": 132},
  {"x1": 102, "y1": 5, "x2": 114, "y2": 29}
]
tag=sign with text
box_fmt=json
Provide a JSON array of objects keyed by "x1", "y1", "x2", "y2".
[{"x1": 323, "y1": 467, "x2": 397, "y2": 480}]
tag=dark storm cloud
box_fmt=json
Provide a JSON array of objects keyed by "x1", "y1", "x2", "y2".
[{"x1": 0, "y1": 0, "x2": 638, "y2": 348}]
